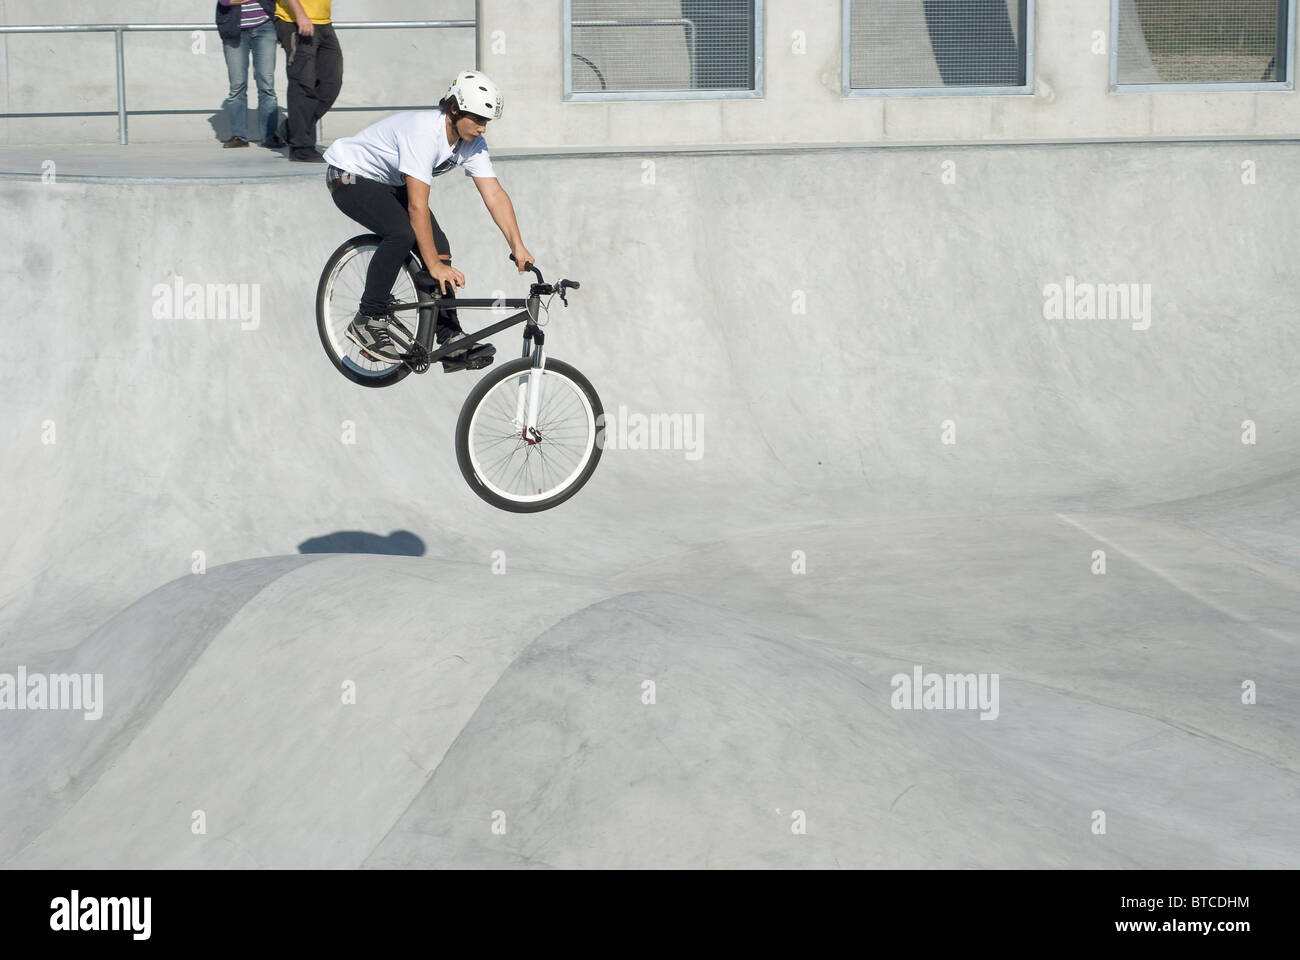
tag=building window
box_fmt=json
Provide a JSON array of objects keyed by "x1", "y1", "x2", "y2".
[
  {"x1": 1114, "y1": 0, "x2": 1293, "y2": 90},
  {"x1": 565, "y1": 1, "x2": 763, "y2": 100},
  {"x1": 845, "y1": 0, "x2": 1034, "y2": 96}
]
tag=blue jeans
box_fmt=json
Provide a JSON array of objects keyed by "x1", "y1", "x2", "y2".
[{"x1": 221, "y1": 19, "x2": 279, "y2": 141}]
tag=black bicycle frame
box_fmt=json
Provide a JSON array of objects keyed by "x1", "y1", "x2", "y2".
[{"x1": 386, "y1": 293, "x2": 547, "y2": 365}]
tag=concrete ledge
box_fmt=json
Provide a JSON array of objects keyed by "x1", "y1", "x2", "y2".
[
  {"x1": 6, "y1": 135, "x2": 1300, "y2": 183},
  {"x1": 0, "y1": 142, "x2": 329, "y2": 183}
]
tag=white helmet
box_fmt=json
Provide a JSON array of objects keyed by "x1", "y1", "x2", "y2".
[{"x1": 443, "y1": 70, "x2": 503, "y2": 120}]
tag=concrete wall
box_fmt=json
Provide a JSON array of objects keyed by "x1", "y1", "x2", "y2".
[
  {"x1": 4, "y1": 141, "x2": 1299, "y2": 647},
  {"x1": 2, "y1": 0, "x2": 1298, "y2": 147},
  {"x1": 476, "y1": 0, "x2": 1299, "y2": 150}
]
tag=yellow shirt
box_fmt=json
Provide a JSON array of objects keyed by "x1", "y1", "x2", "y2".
[{"x1": 276, "y1": 1, "x2": 332, "y2": 25}]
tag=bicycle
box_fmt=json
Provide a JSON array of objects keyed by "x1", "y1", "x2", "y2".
[{"x1": 315, "y1": 235, "x2": 603, "y2": 512}]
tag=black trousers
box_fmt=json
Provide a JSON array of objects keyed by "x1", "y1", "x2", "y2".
[
  {"x1": 328, "y1": 169, "x2": 458, "y2": 328},
  {"x1": 274, "y1": 19, "x2": 343, "y2": 155}
]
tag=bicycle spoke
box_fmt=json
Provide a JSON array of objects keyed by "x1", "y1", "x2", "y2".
[
  {"x1": 467, "y1": 366, "x2": 597, "y2": 503},
  {"x1": 323, "y1": 243, "x2": 418, "y2": 377}
]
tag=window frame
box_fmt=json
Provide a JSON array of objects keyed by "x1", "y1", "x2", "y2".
[
  {"x1": 1109, "y1": 0, "x2": 1296, "y2": 93},
  {"x1": 563, "y1": 0, "x2": 765, "y2": 101},
  {"x1": 841, "y1": 0, "x2": 1037, "y2": 97}
]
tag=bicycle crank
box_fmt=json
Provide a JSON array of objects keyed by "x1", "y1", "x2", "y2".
[{"x1": 397, "y1": 343, "x2": 430, "y2": 374}]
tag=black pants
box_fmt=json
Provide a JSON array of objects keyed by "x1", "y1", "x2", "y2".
[
  {"x1": 275, "y1": 19, "x2": 343, "y2": 155},
  {"x1": 328, "y1": 169, "x2": 458, "y2": 328}
]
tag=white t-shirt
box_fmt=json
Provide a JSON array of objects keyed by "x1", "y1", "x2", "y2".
[{"x1": 323, "y1": 109, "x2": 495, "y2": 187}]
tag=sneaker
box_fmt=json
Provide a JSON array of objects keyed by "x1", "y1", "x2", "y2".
[
  {"x1": 222, "y1": 136, "x2": 250, "y2": 149},
  {"x1": 437, "y1": 328, "x2": 470, "y2": 359},
  {"x1": 440, "y1": 335, "x2": 496, "y2": 372},
  {"x1": 345, "y1": 312, "x2": 403, "y2": 362}
]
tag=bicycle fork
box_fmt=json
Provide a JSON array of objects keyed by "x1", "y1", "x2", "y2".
[{"x1": 515, "y1": 321, "x2": 547, "y2": 444}]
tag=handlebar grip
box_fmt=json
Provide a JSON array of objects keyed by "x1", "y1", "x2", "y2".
[
  {"x1": 566, "y1": 281, "x2": 580, "y2": 290},
  {"x1": 509, "y1": 253, "x2": 543, "y2": 283}
]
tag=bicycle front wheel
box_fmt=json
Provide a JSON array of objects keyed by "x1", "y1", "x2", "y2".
[{"x1": 455, "y1": 357, "x2": 603, "y2": 512}]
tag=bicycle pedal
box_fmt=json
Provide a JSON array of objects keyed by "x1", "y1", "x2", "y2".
[
  {"x1": 441, "y1": 342, "x2": 495, "y2": 373},
  {"x1": 442, "y1": 355, "x2": 495, "y2": 373}
]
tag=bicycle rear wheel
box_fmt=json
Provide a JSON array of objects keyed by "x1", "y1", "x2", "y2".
[
  {"x1": 455, "y1": 357, "x2": 603, "y2": 512},
  {"x1": 316, "y1": 235, "x2": 428, "y2": 388}
]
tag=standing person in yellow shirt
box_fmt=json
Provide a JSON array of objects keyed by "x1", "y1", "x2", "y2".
[{"x1": 273, "y1": 0, "x2": 342, "y2": 162}]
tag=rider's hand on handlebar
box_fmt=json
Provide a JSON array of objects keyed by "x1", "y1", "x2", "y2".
[
  {"x1": 511, "y1": 244, "x2": 536, "y2": 273},
  {"x1": 431, "y1": 262, "x2": 465, "y2": 295}
]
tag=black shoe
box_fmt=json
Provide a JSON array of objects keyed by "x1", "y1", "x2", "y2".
[
  {"x1": 261, "y1": 134, "x2": 287, "y2": 149},
  {"x1": 290, "y1": 149, "x2": 326, "y2": 163},
  {"x1": 436, "y1": 327, "x2": 468, "y2": 357},
  {"x1": 345, "y1": 312, "x2": 403, "y2": 362},
  {"x1": 441, "y1": 338, "x2": 496, "y2": 373},
  {"x1": 222, "y1": 136, "x2": 250, "y2": 149}
]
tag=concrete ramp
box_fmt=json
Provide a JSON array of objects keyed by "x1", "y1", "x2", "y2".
[
  {"x1": 6, "y1": 570, "x2": 1296, "y2": 868},
  {"x1": 367, "y1": 589, "x2": 1300, "y2": 869},
  {"x1": 2, "y1": 140, "x2": 1299, "y2": 867},
  {"x1": 3, "y1": 556, "x2": 619, "y2": 868}
]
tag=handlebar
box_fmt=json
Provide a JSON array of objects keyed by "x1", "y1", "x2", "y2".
[
  {"x1": 510, "y1": 253, "x2": 544, "y2": 284},
  {"x1": 510, "y1": 254, "x2": 581, "y2": 303}
]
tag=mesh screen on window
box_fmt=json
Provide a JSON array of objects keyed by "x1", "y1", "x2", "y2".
[
  {"x1": 1117, "y1": 0, "x2": 1286, "y2": 84},
  {"x1": 570, "y1": 1, "x2": 757, "y2": 93},
  {"x1": 848, "y1": 0, "x2": 1028, "y2": 90}
]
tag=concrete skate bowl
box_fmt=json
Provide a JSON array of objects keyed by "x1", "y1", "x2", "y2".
[
  {"x1": 2, "y1": 141, "x2": 1299, "y2": 867},
  {"x1": 4, "y1": 561, "x2": 1297, "y2": 869}
]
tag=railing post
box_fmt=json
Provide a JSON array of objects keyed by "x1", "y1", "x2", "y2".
[
  {"x1": 475, "y1": 0, "x2": 482, "y2": 70},
  {"x1": 114, "y1": 27, "x2": 128, "y2": 144}
]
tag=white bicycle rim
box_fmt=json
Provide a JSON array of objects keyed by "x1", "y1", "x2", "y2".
[
  {"x1": 321, "y1": 243, "x2": 418, "y2": 378},
  {"x1": 466, "y1": 367, "x2": 597, "y2": 504}
]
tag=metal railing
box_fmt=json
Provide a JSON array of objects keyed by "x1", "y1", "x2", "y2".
[{"x1": 0, "y1": 20, "x2": 475, "y2": 144}]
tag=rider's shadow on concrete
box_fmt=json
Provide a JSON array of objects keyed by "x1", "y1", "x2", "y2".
[{"x1": 297, "y1": 530, "x2": 427, "y2": 557}]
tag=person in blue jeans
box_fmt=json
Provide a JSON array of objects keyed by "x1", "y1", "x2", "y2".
[{"x1": 216, "y1": 0, "x2": 285, "y2": 148}]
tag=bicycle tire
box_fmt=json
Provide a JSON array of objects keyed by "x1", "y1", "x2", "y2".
[
  {"x1": 316, "y1": 235, "x2": 429, "y2": 389},
  {"x1": 455, "y1": 357, "x2": 604, "y2": 512}
]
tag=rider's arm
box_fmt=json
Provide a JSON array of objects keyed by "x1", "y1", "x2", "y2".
[
  {"x1": 404, "y1": 176, "x2": 464, "y2": 293},
  {"x1": 473, "y1": 177, "x2": 535, "y2": 271}
]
